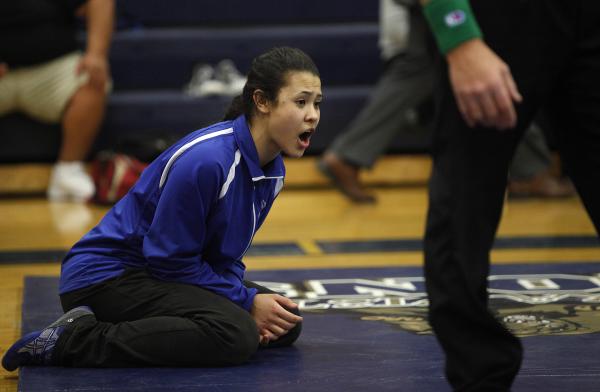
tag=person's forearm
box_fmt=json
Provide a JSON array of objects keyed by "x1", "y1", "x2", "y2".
[
  {"x1": 85, "y1": 0, "x2": 115, "y2": 57},
  {"x1": 421, "y1": 0, "x2": 482, "y2": 54}
]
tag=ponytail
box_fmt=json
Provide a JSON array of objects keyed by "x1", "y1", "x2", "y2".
[{"x1": 223, "y1": 94, "x2": 244, "y2": 121}]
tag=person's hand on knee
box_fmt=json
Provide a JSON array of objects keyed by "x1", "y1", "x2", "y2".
[
  {"x1": 76, "y1": 54, "x2": 109, "y2": 92},
  {"x1": 251, "y1": 294, "x2": 303, "y2": 345}
]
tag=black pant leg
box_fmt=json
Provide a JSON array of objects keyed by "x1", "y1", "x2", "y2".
[
  {"x1": 552, "y1": 2, "x2": 600, "y2": 234},
  {"x1": 424, "y1": 1, "x2": 576, "y2": 390},
  {"x1": 425, "y1": 78, "x2": 525, "y2": 391},
  {"x1": 56, "y1": 269, "x2": 258, "y2": 367}
]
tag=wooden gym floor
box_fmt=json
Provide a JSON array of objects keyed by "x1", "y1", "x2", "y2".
[{"x1": 0, "y1": 156, "x2": 598, "y2": 391}]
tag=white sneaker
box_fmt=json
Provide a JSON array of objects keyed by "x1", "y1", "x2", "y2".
[
  {"x1": 47, "y1": 161, "x2": 95, "y2": 202},
  {"x1": 214, "y1": 59, "x2": 247, "y2": 96},
  {"x1": 184, "y1": 64, "x2": 228, "y2": 97}
]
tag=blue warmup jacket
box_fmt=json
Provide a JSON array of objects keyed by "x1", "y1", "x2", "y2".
[{"x1": 60, "y1": 115, "x2": 285, "y2": 311}]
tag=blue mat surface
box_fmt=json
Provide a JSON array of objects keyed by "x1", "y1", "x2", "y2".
[{"x1": 19, "y1": 263, "x2": 600, "y2": 391}]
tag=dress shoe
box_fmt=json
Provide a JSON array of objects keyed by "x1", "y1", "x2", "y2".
[
  {"x1": 317, "y1": 152, "x2": 376, "y2": 203},
  {"x1": 508, "y1": 171, "x2": 575, "y2": 198}
]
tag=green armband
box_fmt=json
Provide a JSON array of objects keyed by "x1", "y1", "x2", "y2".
[{"x1": 423, "y1": 0, "x2": 483, "y2": 54}]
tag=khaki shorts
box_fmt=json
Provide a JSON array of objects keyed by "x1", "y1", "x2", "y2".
[{"x1": 0, "y1": 52, "x2": 90, "y2": 123}]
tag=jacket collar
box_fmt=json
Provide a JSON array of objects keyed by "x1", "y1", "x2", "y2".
[{"x1": 233, "y1": 115, "x2": 285, "y2": 181}]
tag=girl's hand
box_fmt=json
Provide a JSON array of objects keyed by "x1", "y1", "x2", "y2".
[{"x1": 251, "y1": 293, "x2": 302, "y2": 344}]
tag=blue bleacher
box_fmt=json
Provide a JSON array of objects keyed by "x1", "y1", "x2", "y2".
[
  {"x1": 0, "y1": 1, "x2": 431, "y2": 163},
  {"x1": 102, "y1": 0, "x2": 384, "y2": 154},
  {"x1": 117, "y1": 0, "x2": 378, "y2": 26},
  {"x1": 110, "y1": 24, "x2": 380, "y2": 90}
]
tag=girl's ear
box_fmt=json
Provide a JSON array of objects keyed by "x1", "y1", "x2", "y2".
[{"x1": 253, "y1": 89, "x2": 270, "y2": 114}]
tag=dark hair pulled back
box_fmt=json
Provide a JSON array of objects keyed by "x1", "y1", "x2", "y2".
[{"x1": 223, "y1": 47, "x2": 320, "y2": 121}]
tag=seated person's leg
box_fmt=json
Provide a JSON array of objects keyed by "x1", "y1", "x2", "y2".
[
  {"x1": 2, "y1": 269, "x2": 261, "y2": 369},
  {"x1": 19, "y1": 52, "x2": 108, "y2": 201}
]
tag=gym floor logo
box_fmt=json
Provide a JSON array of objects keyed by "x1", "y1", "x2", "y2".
[{"x1": 259, "y1": 273, "x2": 600, "y2": 337}]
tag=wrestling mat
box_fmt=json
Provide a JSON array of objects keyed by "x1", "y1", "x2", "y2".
[{"x1": 18, "y1": 262, "x2": 600, "y2": 391}]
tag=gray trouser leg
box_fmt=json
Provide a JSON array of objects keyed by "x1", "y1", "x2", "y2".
[
  {"x1": 328, "y1": 8, "x2": 436, "y2": 168},
  {"x1": 329, "y1": 58, "x2": 435, "y2": 168}
]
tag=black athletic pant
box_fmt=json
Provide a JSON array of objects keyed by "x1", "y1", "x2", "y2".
[
  {"x1": 54, "y1": 269, "x2": 301, "y2": 367},
  {"x1": 425, "y1": 1, "x2": 600, "y2": 391}
]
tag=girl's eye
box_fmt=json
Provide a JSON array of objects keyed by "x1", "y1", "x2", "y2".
[
  {"x1": 314, "y1": 101, "x2": 321, "y2": 108},
  {"x1": 297, "y1": 99, "x2": 306, "y2": 106}
]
